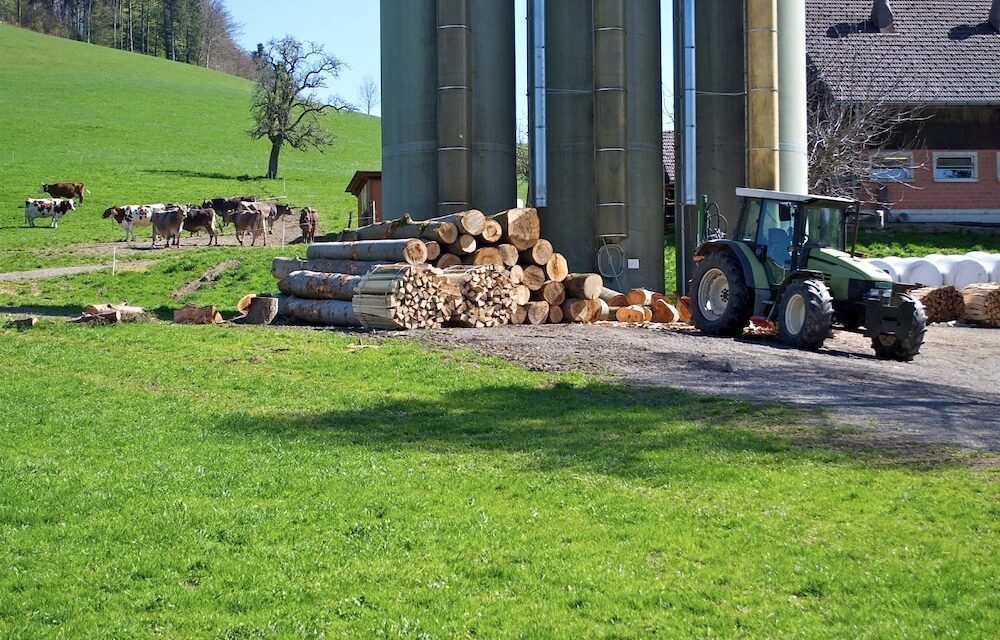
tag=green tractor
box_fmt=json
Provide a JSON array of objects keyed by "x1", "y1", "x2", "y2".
[{"x1": 688, "y1": 188, "x2": 926, "y2": 361}]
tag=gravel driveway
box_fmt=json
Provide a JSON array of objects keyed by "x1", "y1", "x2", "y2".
[{"x1": 405, "y1": 323, "x2": 1000, "y2": 453}]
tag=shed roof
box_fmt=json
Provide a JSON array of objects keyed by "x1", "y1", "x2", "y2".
[{"x1": 345, "y1": 170, "x2": 381, "y2": 196}]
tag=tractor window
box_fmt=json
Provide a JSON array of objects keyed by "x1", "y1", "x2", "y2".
[
  {"x1": 755, "y1": 200, "x2": 792, "y2": 283},
  {"x1": 737, "y1": 199, "x2": 761, "y2": 242},
  {"x1": 802, "y1": 206, "x2": 845, "y2": 250}
]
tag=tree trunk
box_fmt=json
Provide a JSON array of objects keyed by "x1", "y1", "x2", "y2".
[
  {"x1": 277, "y1": 271, "x2": 362, "y2": 301},
  {"x1": 267, "y1": 138, "x2": 282, "y2": 179},
  {"x1": 564, "y1": 273, "x2": 604, "y2": 300},
  {"x1": 306, "y1": 239, "x2": 428, "y2": 265}
]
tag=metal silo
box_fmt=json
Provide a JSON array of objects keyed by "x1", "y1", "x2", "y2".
[{"x1": 381, "y1": 0, "x2": 515, "y2": 221}]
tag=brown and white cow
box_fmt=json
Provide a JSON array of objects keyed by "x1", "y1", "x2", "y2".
[
  {"x1": 182, "y1": 207, "x2": 219, "y2": 246},
  {"x1": 25, "y1": 198, "x2": 75, "y2": 228},
  {"x1": 39, "y1": 182, "x2": 87, "y2": 203},
  {"x1": 151, "y1": 207, "x2": 186, "y2": 248},
  {"x1": 102, "y1": 204, "x2": 166, "y2": 242},
  {"x1": 223, "y1": 208, "x2": 266, "y2": 246},
  {"x1": 299, "y1": 207, "x2": 318, "y2": 243}
]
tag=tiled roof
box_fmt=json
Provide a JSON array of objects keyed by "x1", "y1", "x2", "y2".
[
  {"x1": 662, "y1": 131, "x2": 676, "y2": 182},
  {"x1": 806, "y1": 0, "x2": 1000, "y2": 105}
]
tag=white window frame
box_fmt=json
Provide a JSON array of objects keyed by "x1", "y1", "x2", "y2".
[
  {"x1": 870, "y1": 151, "x2": 915, "y2": 183},
  {"x1": 932, "y1": 151, "x2": 978, "y2": 183}
]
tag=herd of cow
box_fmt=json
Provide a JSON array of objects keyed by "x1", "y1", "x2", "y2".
[{"x1": 23, "y1": 182, "x2": 320, "y2": 248}]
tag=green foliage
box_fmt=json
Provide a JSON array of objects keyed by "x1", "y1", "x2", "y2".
[
  {"x1": 857, "y1": 227, "x2": 999, "y2": 259},
  {"x1": 0, "y1": 25, "x2": 379, "y2": 260},
  {"x1": 0, "y1": 324, "x2": 997, "y2": 637}
]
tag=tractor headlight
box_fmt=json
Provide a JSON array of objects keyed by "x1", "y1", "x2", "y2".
[{"x1": 866, "y1": 287, "x2": 892, "y2": 300}]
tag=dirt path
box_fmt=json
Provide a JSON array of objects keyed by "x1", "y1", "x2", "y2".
[
  {"x1": 0, "y1": 260, "x2": 156, "y2": 282},
  {"x1": 402, "y1": 324, "x2": 1000, "y2": 453}
]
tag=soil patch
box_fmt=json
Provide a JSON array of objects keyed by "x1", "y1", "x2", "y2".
[
  {"x1": 0, "y1": 260, "x2": 156, "y2": 282},
  {"x1": 172, "y1": 259, "x2": 241, "y2": 299}
]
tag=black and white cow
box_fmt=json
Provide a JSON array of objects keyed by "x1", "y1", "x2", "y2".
[
  {"x1": 102, "y1": 204, "x2": 166, "y2": 242},
  {"x1": 25, "y1": 198, "x2": 75, "y2": 228}
]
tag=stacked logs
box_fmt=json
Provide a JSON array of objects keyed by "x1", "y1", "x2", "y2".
[
  {"x1": 441, "y1": 265, "x2": 516, "y2": 327},
  {"x1": 961, "y1": 283, "x2": 1000, "y2": 327},
  {"x1": 600, "y1": 288, "x2": 685, "y2": 325},
  {"x1": 911, "y1": 286, "x2": 965, "y2": 324}
]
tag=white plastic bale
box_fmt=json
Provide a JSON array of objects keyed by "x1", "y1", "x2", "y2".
[
  {"x1": 865, "y1": 258, "x2": 898, "y2": 282},
  {"x1": 898, "y1": 257, "x2": 944, "y2": 287},
  {"x1": 929, "y1": 256, "x2": 989, "y2": 289},
  {"x1": 966, "y1": 253, "x2": 1000, "y2": 282}
]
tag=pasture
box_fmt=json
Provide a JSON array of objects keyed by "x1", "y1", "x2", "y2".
[{"x1": 2, "y1": 24, "x2": 999, "y2": 639}]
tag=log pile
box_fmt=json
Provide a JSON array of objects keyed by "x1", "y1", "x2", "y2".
[
  {"x1": 911, "y1": 286, "x2": 965, "y2": 324},
  {"x1": 441, "y1": 265, "x2": 515, "y2": 327},
  {"x1": 961, "y1": 283, "x2": 1000, "y2": 327}
]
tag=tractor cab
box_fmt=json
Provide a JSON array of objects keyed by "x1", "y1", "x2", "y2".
[{"x1": 688, "y1": 188, "x2": 927, "y2": 361}]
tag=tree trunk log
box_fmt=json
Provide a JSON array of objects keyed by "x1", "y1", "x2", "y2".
[
  {"x1": 83, "y1": 302, "x2": 146, "y2": 318},
  {"x1": 678, "y1": 296, "x2": 693, "y2": 324},
  {"x1": 508, "y1": 264, "x2": 524, "y2": 285},
  {"x1": 73, "y1": 310, "x2": 121, "y2": 324},
  {"x1": 278, "y1": 271, "x2": 362, "y2": 300},
  {"x1": 447, "y1": 234, "x2": 477, "y2": 256},
  {"x1": 561, "y1": 298, "x2": 602, "y2": 323},
  {"x1": 522, "y1": 265, "x2": 546, "y2": 291},
  {"x1": 564, "y1": 273, "x2": 603, "y2": 300},
  {"x1": 338, "y1": 213, "x2": 458, "y2": 244},
  {"x1": 4, "y1": 316, "x2": 37, "y2": 329},
  {"x1": 652, "y1": 298, "x2": 679, "y2": 323},
  {"x1": 548, "y1": 304, "x2": 564, "y2": 324},
  {"x1": 428, "y1": 209, "x2": 486, "y2": 236},
  {"x1": 625, "y1": 288, "x2": 656, "y2": 306},
  {"x1": 519, "y1": 239, "x2": 553, "y2": 266},
  {"x1": 490, "y1": 208, "x2": 540, "y2": 250},
  {"x1": 524, "y1": 301, "x2": 550, "y2": 325},
  {"x1": 496, "y1": 244, "x2": 519, "y2": 267},
  {"x1": 480, "y1": 219, "x2": 503, "y2": 243},
  {"x1": 285, "y1": 297, "x2": 361, "y2": 327},
  {"x1": 545, "y1": 253, "x2": 568, "y2": 282},
  {"x1": 511, "y1": 304, "x2": 528, "y2": 325},
  {"x1": 306, "y1": 239, "x2": 428, "y2": 265},
  {"x1": 424, "y1": 241, "x2": 441, "y2": 262},
  {"x1": 512, "y1": 285, "x2": 531, "y2": 306},
  {"x1": 615, "y1": 305, "x2": 646, "y2": 323},
  {"x1": 243, "y1": 296, "x2": 279, "y2": 325},
  {"x1": 174, "y1": 304, "x2": 223, "y2": 324},
  {"x1": 436, "y1": 253, "x2": 463, "y2": 269},
  {"x1": 599, "y1": 287, "x2": 624, "y2": 302},
  {"x1": 467, "y1": 247, "x2": 504, "y2": 266},
  {"x1": 532, "y1": 281, "x2": 566, "y2": 306}
]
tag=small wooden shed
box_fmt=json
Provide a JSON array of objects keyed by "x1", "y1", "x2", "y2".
[{"x1": 345, "y1": 170, "x2": 382, "y2": 227}]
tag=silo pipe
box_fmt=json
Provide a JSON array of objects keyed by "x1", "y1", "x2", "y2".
[
  {"x1": 528, "y1": 0, "x2": 548, "y2": 207},
  {"x1": 777, "y1": 0, "x2": 809, "y2": 194},
  {"x1": 593, "y1": 0, "x2": 628, "y2": 239},
  {"x1": 436, "y1": 0, "x2": 472, "y2": 213},
  {"x1": 746, "y1": 0, "x2": 780, "y2": 190}
]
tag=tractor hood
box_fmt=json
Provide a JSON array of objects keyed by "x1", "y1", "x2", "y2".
[{"x1": 807, "y1": 247, "x2": 892, "y2": 283}]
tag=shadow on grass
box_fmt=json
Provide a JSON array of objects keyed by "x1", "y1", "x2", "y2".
[
  {"x1": 219, "y1": 382, "x2": 985, "y2": 479},
  {"x1": 142, "y1": 169, "x2": 258, "y2": 182},
  {"x1": 0, "y1": 304, "x2": 81, "y2": 317}
]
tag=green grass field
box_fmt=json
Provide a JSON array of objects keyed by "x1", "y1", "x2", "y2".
[{"x1": 2, "y1": 23, "x2": 999, "y2": 639}]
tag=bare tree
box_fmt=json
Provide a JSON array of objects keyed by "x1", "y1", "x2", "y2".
[
  {"x1": 357, "y1": 75, "x2": 380, "y2": 115},
  {"x1": 248, "y1": 37, "x2": 351, "y2": 179},
  {"x1": 807, "y1": 47, "x2": 928, "y2": 203}
]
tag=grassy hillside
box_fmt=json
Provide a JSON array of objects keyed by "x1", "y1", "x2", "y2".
[{"x1": 0, "y1": 24, "x2": 380, "y2": 252}]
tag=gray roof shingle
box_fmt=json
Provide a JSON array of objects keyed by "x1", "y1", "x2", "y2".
[{"x1": 806, "y1": 0, "x2": 1000, "y2": 105}]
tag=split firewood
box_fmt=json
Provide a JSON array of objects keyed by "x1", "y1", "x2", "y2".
[
  {"x1": 442, "y1": 264, "x2": 516, "y2": 328},
  {"x1": 532, "y1": 280, "x2": 566, "y2": 306},
  {"x1": 428, "y1": 209, "x2": 486, "y2": 236},
  {"x1": 561, "y1": 298, "x2": 602, "y2": 323},
  {"x1": 436, "y1": 253, "x2": 463, "y2": 269},
  {"x1": 524, "y1": 301, "x2": 550, "y2": 325},
  {"x1": 651, "y1": 298, "x2": 679, "y2": 323},
  {"x1": 278, "y1": 271, "x2": 362, "y2": 301},
  {"x1": 548, "y1": 304, "x2": 564, "y2": 324},
  {"x1": 307, "y1": 239, "x2": 428, "y2": 265},
  {"x1": 480, "y1": 219, "x2": 503, "y2": 243},
  {"x1": 466, "y1": 247, "x2": 504, "y2": 266},
  {"x1": 497, "y1": 244, "x2": 520, "y2": 267},
  {"x1": 563, "y1": 273, "x2": 604, "y2": 300},
  {"x1": 508, "y1": 264, "x2": 524, "y2": 285},
  {"x1": 174, "y1": 304, "x2": 223, "y2": 325},
  {"x1": 912, "y1": 285, "x2": 965, "y2": 323},
  {"x1": 352, "y1": 264, "x2": 455, "y2": 330},
  {"x1": 961, "y1": 283, "x2": 1000, "y2": 327},
  {"x1": 447, "y1": 234, "x2": 477, "y2": 256},
  {"x1": 424, "y1": 241, "x2": 441, "y2": 262},
  {"x1": 545, "y1": 253, "x2": 568, "y2": 282},
  {"x1": 625, "y1": 288, "x2": 656, "y2": 306},
  {"x1": 489, "y1": 208, "x2": 540, "y2": 250},
  {"x1": 519, "y1": 239, "x2": 553, "y2": 266},
  {"x1": 522, "y1": 265, "x2": 546, "y2": 291},
  {"x1": 338, "y1": 213, "x2": 458, "y2": 245}
]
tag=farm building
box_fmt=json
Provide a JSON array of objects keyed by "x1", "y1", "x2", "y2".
[
  {"x1": 345, "y1": 170, "x2": 383, "y2": 227},
  {"x1": 807, "y1": 0, "x2": 1000, "y2": 223}
]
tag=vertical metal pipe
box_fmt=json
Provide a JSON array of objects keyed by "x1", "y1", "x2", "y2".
[
  {"x1": 778, "y1": 0, "x2": 809, "y2": 194},
  {"x1": 674, "y1": 0, "x2": 697, "y2": 294},
  {"x1": 436, "y1": 0, "x2": 472, "y2": 214},
  {"x1": 593, "y1": 0, "x2": 628, "y2": 239},
  {"x1": 746, "y1": 0, "x2": 780, "y2": 190},
  {"x1": 528, "y1": 0, "x2": 548, "y2": 207}
]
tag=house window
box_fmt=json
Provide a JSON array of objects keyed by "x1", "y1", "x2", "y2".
[
  {"x1": 933, "y1": 152, "x2": 978, "y2": 182},
  {"x1": 870, "y1": 152, "x2": 914, "y2": 182}
]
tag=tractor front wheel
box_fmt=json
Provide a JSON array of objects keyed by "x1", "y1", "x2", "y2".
[
  {"x1": 689, "y1": 251, "x2": 753, "y2": 337},
  {"x1": 778, "y1": 279, "x2": 834, "y2": 350},
  {"x1": 872, "y1": 293, "x2": 927, "y2": 361}
]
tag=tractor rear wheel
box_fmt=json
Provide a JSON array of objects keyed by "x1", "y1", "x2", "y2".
[
  {"x1": 778, "y1": 279, "x2": 834, "y2": 350},
  {"x1": 872, "y1": 293, "x2": 927, "y2": 361},
  {"x1": 689, "y1": 251, "x2": 753, "y2": 337}
]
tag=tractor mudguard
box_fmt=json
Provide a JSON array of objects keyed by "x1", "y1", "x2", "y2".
[{"x1": 696, "y1": 241, "x2": 773, "y2": 315}]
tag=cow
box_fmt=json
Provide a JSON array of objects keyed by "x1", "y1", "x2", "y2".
[
  {"x1": 151, "y1": 207, "x2": 186, "y2": 248},
  {"x1": 182, "y1": 207, "x2": 219, "y2": 246},
  {"x1": 102, "y1": 204, "x2": 165, "y2": 242},
  {"x1": 223, "y1": 208, "x2": 267, "y2": 246},
  {"x1": 25, "y1": 198, "x2": 75, "y2": 228},
  {"x1": 39, "y1": 182, "x2": 88, "y2": 203},
  {"x1": 234, "y1": 201, "x2": 291, "y2": 235},
  {"x1": 299, "y1": 207, "x2": 318, "y2": 243},
  {"x1": 202, "y1": 195, "x2": 257, "y2": 226}
]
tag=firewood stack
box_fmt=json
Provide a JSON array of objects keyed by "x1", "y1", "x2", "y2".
[
  {"x1": 911, "y1": 286, "x2": 966, "y2": 323},
  {"x1": 268, "y1": 206, "x2": 681, "y2": 329},
  {"x1": 961, "y1": 283, "x2": 1000, "y2": 327}
]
